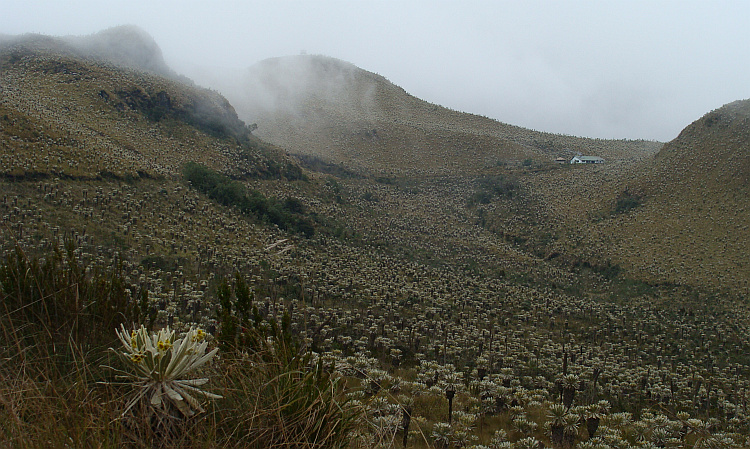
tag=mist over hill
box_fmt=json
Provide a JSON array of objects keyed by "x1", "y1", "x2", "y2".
[
  {"x1": 213, "y1": 54, "x2": 662, "y2": 175},
  {"x1": 64, "y1": 25, "x2": 176, "y2": 76},
  {"x1": 1, "y1": 25, "x2": 178, "y2": 78}
]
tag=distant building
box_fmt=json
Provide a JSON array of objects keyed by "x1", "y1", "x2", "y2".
[
  {"x1": 554, "y1": 157, "x2": 568, "y2": 164},
  {"x1": 570, "y1": 156, "x2": 605, "y2": 164}
]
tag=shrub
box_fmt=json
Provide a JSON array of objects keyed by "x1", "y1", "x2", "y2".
[
  {"x1": 293, "y1": 153, "x2": 362, "y2": 179},
  {"x1": 614, "y1": 187, "x2": 642, "y2": 214},
  {"x1": 214, "y1": 292, "x2": 358, "y2": 448},
  {"x1": 183, "y1": 162, "x2": 315, "y2": 237},
  {"x1": 468, "y1": 175, "x2": 519, "y2": 206}
]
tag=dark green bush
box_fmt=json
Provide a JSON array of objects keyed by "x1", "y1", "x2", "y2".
[
  {"x1": 237, "y1": 141, "x2": 309, "y2": 181},
  {"x1": 479, "y1": 174, "x2": 518, "y2": 198},
  {"x1": 614, "y1": 187, "x2": 642, "y2": 214},
  {"x1": 469, "y1": 191, "x2": 493, "y2": 205},
  {"x1": 467, "y1": 174, "x2": 518, "y2": 206},
  {"x1": 293, "y1": 153, "x2": 361, "y2": 179},
  {"x1": 183, "y1": 162, "x2": 315, "y2": 237}
]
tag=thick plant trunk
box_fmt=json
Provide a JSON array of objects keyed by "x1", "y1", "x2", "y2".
[
  {"x1": 401, "y1": 406, "x2": 411, "y2": 448},
  {"x1": 586, "y1": 417, "x2": 600, "y2": 439},
  {"x1": 551, "y1": 425, "x2": 565, "y2": 449},
  {"x1": 562, "y1": 387, "x2": 575, "y2": 409}
]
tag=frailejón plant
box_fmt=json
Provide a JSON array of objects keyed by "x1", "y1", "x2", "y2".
[{"x1": 109, "y1": 324, "x2": 222, "y2": 418}]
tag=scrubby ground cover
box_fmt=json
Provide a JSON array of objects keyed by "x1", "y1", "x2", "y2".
[{"x1": 3, "y1": 169, "x2": 750, "y2": 448}]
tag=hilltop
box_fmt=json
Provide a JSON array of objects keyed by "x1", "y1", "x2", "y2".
[
  {"x1": 602, "y1": 99, "x2": 750, "y2": 293},
  {"x1": 225, "y1": 54, "x2": 661, "y2": 175}
]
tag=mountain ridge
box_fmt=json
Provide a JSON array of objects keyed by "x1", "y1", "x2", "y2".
[
  {"x1": 1, "y1": 25, "x2": 177, "y2": 78},
  {"x1": 220, "y1": 54, "x2": 662, "y2": 175}
]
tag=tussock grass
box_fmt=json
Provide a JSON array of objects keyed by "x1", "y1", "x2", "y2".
[
  {"x1": 0, "y1": 246, "x2": 359, "y2": 448},
  {"x1": 0, "y1": 331, "x2": 128, "y2": 448},
  {"x1": 211, "y1": 354, "x2": 356, "y2": 448}
]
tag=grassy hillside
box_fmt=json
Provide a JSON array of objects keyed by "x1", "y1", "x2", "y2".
[
  {"x1": 2, "y1": 32, "x2": 750, "y2": 449},
  {"x1": 577, "y1": 100, "x2": 750, "y2": 294},
  {"x1": 500, "y1": 100, "x2": 750, "y2": 300},
  {"x1": 227, "y1": 53, "x2": 750, "y2": 298},
  {"x1": 0, "y1": 42, "x2": 273, "y2": 178}
]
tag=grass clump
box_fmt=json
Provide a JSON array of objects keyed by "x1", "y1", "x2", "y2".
[
  {"x1": 0, "y1": 242, "x2": 143, "y2": 365},
  {"x1": 215, "y1": 331, "x2": 358, "y2": 448},
  {"x1": 208, "y1": 272, "x2": 359, "y2": 448},
  {"x1": 0, "y1": 244, "x2": 140, "y2": 447}
]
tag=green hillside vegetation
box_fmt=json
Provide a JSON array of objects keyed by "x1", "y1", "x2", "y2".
[
  {"x1": 182, "y1": 161, "x2": 315, "y2": 237},
  {"x1": 2, "y1": 31, "x2": 750, "y2": 448}
]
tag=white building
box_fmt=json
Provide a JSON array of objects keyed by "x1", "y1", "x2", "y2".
[{"x1": 570, "y1": 156, "x2": 605, "y2": 164}]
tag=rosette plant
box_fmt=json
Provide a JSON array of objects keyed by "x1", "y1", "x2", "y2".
[{"x1": 108, "y1": 324, "x2": 222, "y2": 419}]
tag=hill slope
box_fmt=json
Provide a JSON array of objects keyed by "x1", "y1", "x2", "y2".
[
  {"x1": 607, "y1": 99, "x2": 750, "y2": 293},
  {"x1": 0, "y1": 33, "x2": 279, "y2": 180},
  {"x1": 516, "y1": 99, "x2": 750, "y2": 296},
  {"x1": 227, "y1": 55, "x2": 661, "y2": 175}
]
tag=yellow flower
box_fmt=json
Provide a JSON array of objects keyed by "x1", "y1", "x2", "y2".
[
  {"x1": 130, "y1": 352, "x2": 145, "y2": 363},
  {"x1": 157, "y1": 340, "x2": 173, "y2": 352},
  {"x1": 193, "y1": 329, "x2": 206, "y2": 342}
]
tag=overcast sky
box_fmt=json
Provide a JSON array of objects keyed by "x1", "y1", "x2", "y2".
[{"x1": 3, "y1": 0, "x2": 749, "y2": 141}]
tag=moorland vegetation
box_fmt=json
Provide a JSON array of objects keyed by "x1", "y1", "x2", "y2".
[{"x1": 2, "y1": 28, "x2": 750, "y2": 448}]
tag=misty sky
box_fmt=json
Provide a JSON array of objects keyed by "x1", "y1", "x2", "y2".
[{"x1": 3, "y1": 0, "x2": 749, "y2": 142}]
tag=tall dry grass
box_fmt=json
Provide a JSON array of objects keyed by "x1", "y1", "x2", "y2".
[{"x1": 0, "y1": 244, "x2": 359, "y2": 448}]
